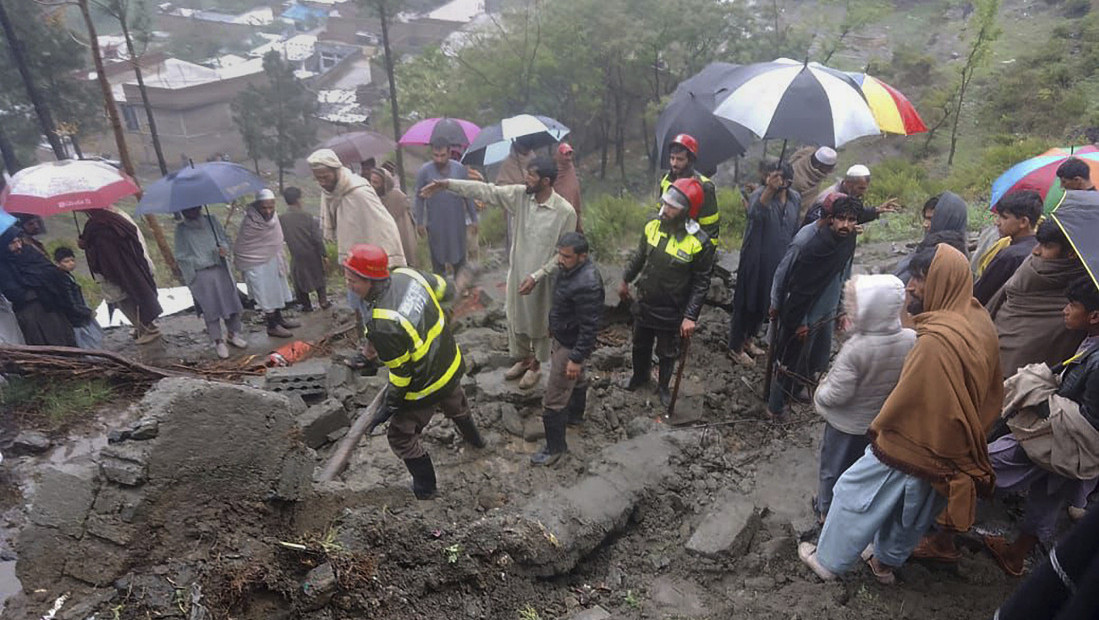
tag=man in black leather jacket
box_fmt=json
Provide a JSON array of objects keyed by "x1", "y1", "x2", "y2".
[
  {"x1": 619, "y1": 178, "x2": 714, "y2": 406},
  {"x1": 533, "y1": 232, "x2": 604, "y2": 466}
]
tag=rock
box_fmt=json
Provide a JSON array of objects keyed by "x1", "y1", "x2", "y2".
[
  {"x1": 624, "y1": 416, "x2": 654, "y2": 438},
  {"x1": 100, "y1": 444, "x2": 150, "y2": 487},
  {"x1": 65, "y1": 537, "x2": 129, "y2": 586},
  {"x1": 713, "y1": 249, "x2": 740, "y2": 281},
  {"x1": 286, "y1": 393, "x2": 308, "y2": 415},
  {"x1": 685, "y1": 496, "x2": 761, "y2": 558},
  {"x1": 331, "y1": 387, "x2": 355, "y2": 408},
  {"x1": 85, "y1": 513, "x2": 137, "y2": 546},
  {"x1": 568, "y1": 604, "x2": 611, "y2": 620},
  {"x1": 10, "y1": 430, "x2": 51, "y2": 455},
  {"x1": 129, "y1": 417, "x2": 159, "y2": 440},
  {"x1": 27, "y1": 466, "x2": 98, "y2": 537},
  {"x1": 298, "y1": 398, "x2": 351, "y2": 449},
  {"x1": 500, "y1": 403, "x2": 525, "y2": 437},
  {"x1": 474, "y1": 368, "x2": 542, "y2": 405},
  {"x1": 522, "y1": 417, "x2": 545, "y2": 442},
  {"x1": 744, "y1": 575, "x2": 775, "y2": 590},
  {"x1": 326, "y1": 362, "x2": 354, "y2": 391},
  {"x1": 301, "y1": 562, "x2": 337, "y2": 610},
  {"x1": 650, "y1": 576, "x2": 708, "y2": 616}
]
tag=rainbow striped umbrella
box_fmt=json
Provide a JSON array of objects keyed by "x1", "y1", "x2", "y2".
[
  {"x1": 990, "y1": 149, "x2": 1099, "y2": 213},
  {"x1": 847, "y1": 73, "x2": 927, "y2": 136}
]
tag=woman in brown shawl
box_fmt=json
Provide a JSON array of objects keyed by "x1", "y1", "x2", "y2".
[
  {"x1": 80, "y1": 208, "x2": 163, "y2": 344},
  {"x1": 988, "y1": 220, "x2": 1087, "y2": 377},
  {"x1": 799, "y1": 245, "x2": 1003, "y2": 584},
  {"x1": 554, "y1": 142, "x2": 583, "y2": 232},
  {"x1": 369, "y1": 168, "x2": 418, "y2": 268}
]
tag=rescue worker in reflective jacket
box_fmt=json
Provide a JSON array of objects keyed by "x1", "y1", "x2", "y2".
[
  {"x1": 659, "y1": 133, "x2": 719, "y2": 245},
  {"x1": 343, "y1": 244, "x2": 486, "y2": 500},
  {"x1": 619, "y1": 177, "x2": 715, "y2": 406}
]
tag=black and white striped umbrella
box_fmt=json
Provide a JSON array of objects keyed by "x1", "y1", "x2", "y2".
[{"x1": 713, "y1": 58, "x2": 880, "y2": 148}]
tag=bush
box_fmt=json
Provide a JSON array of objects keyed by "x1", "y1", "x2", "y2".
[
  {"x1": 582, "y1": 193, "x2": 653, "y2": 258},
  {"x1": 478, "y1": 207, "x2": 506, "y2": 248},
  {"x1": 715, "y1": 187, "x2": 747, "y2": 250},
  {"x1": 2, "y1": 376, "x2": 115, "y2": 432},
  {"x1": 944, "y1": 135, "x2": 1051, "y2": 204}
]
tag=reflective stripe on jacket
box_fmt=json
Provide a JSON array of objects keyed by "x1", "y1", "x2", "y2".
[
  {"x1": 622, "y1": 218, "x2": 715, "y2": 329},
  {"x1": 364, "y1": 268, "x2": 463, "y2": 409},
  {"x1": 660, "y1": 171, "x2": 719, "y2": 244}
]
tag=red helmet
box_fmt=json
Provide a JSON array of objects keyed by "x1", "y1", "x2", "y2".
[
  {"x1": 666, "y1": 177, "x2": 705, "y2": 220},
  {"x1": 343, "y1": 244, "x2": 389, "y2": 280},
  {"x1": 670, "y1": 133, "x2": 699, "y2": 158}
]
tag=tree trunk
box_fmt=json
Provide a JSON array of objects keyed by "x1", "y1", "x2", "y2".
[
  {"x1": 278, "y1": 166, "x2": 284, "y2": 192},
  {"x1": 70, "y1": 134, "x2": 84, "y2": 159},
  {"x1": 379, "y1": 0, "x2": 405, "y2": 190},
  {"x1": 120, "y1": 17, "x2": 168, "y2": 176},
  {"x1": 0, "y1": 118, "x2": 20, "y2": 172},
  {"x1": 0, "y1": 0, "x2": 66, "y2": 159},
  {"x1": 947, "y1": 73, "x2": 969, "y2": 166},
  {"x1": 77, "y1": 0, "x2": 179, "y2": 279}
]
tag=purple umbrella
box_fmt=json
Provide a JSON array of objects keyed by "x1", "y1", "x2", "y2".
[{"x1": 398, "y1": 117, "x2": 480, "y2": 146}]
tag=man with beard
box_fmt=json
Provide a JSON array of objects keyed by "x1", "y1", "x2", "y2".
[
  {"x1": 234, "y1": 190, "x2": 299, "y2": 338},
  {"x1": 659, "y1": 134, "x2": 719, "y2": 245},
  {"x1": 414, "y1": 139, "x2": 477, "y2": 276},
  {"x1": 80, "y1": 207, "x2": 163, "y2": 344},
  {"x1": 803, "y1": 164, "x2": 899, "y2": 226},
  {"x1": 799, "y1": 245, "x2": 1002, "y2": 585},
  {"x1": 420, "y1": 156, "x2": 577, "y2": 391},
  {"x1": 727, "y1": 160, "x2": 800, "y2": 367},
  {"x1": 619, "y1": 178, "x2": 715, "y2": 406},
  {"x1": 767, "y1": 196, "x2": 859, "y2": 420}
]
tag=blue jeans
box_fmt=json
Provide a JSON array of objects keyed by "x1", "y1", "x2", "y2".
[{"x1": 816, "y1": 447, "x2": 946, "y2": 573}]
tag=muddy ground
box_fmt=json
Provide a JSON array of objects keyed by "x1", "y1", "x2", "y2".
[{"x1": 0, "y1": 242, "x2": 1037, "y2": 619}]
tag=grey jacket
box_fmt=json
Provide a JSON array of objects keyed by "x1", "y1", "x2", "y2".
[{"x1": 814, "y1": 274, "x2": 916, "y2": 435}]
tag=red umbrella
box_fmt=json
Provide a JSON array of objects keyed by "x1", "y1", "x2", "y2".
[{"x1": 1, "y1": 159, "x2": 139, "y2": 217}]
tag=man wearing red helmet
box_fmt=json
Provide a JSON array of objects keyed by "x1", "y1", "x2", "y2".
[
  {"x1": 343, "y1": 244, "x2": 487, "y2": 500},
  {"x1": 619, "y1": 177, "x2": 715, "y2": 406},
  {"x1": 660, "y1": 133, "x2": 720, "y2": 245}
]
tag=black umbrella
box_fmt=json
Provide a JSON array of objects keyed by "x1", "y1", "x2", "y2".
[
  {"x1": 321, "y1": 131, "x2": 396, "y2": 167},
  {"x1": 461, "y1": 114, "x2": 570, "y2": 166},
  {"x1": 1052, "y1": 189, "x2": 1099, "y2": 289},
  {"x1": 655, "y1": 62, "x2": 753, "y2": 173}
]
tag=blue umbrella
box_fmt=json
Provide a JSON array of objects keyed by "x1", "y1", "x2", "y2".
[
  {"x1": 135, "y1": 162, "x2": 267, "y2": 214},
  {"x1": 0, "y1": 208, "x2": 16, "y2": 236}
]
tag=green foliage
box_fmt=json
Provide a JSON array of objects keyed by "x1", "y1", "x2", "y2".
[
  {"x1": 2, "y1": 376, "x2": 115, "y2": 431},
  {"x1": 863, "y1": 157, "x2": 943, "y2": 213},
  {"x1": 715, "y1": 187, "x2": 746, "y2": 250},
  {"x1": 943, "y1": 135, "x2": 1050, "y2": 202},
  {"x1": 947, "y1": 0, "x2": 1002, "y2": 164},
  {"x1": 517, "y1": 605, "x2": 541, "y2": 620},
  {"x1": 477, "y1": 206, "x2": 506, "y2": 248},
  {"x1": 231, "y1": 51, "x2": 318, "y2": 188},
  {"x1": 581, "y1": 193, "x2": 653, "y2": 258}
]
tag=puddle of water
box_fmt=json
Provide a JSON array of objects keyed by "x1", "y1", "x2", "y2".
[{"x1": 0, "y1": 561, "x2": 21, "y2": 614}]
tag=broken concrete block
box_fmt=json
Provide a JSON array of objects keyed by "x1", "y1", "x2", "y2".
[
  {"x1": 685, "y1": 497, "x2": 761, "y2": 558},
  {"x1": 129, "y1": 417, "x2": 159, "y2": 440},
  {"x1": 100, "y1": 444, "x2": 150, "y2": 487},
  {"x1": 474, "y1": 368, "x2": 542, "y2": 405},
  {"x1": 301, "y1": 562, "x2": 337, "y2": 610},
  {"x1": 10, "y1": 430, "x2": 51, "y2": 455},
  {"x1": 64, "y1": 536, "x2": 129, "y2": 586},
  {"x1": 264, "y1": 359, "x2": 328, "y2": 399},
  {"x1": 28, "y1": 466, "x2": 98, "y2": 537},
  {"x1": 500, "y1": 403, "x2": 524, "y2": 437},
  {"x1": 522, "y1": 417, "x2": 545, "y2": 442},
  {"x1": 298, "y1": 398, "x2": 351, "y2": 449},
  {"x1": 326, "y1": 362, "x2": 354, "y2": 391},
  {"x1": 85, "y1": 513, "x2": 137, "y2": 546}
]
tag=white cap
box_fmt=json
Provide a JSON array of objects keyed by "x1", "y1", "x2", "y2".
[
  {"x1": 814, "y1": 147, "x2": 837, "y2": 166},
  {"x1": 846, "y1": 164, "x2": 871, "y2": 178},
  {"x1": 257, "y1": 189, "x2": 276, "y2": 201}
]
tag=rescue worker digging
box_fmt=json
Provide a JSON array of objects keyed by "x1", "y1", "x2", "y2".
[
  {"x1": 660, "y1": 133, "x2": 720, "y2": 245},
  {"x1": 343, "y1": 244, "x2": 486, "y2": 500},
  {"x1": 620, "y1": 177, "x2": 715, "y2": 407}
]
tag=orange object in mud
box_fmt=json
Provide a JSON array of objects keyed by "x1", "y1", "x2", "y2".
[{"x1": 266, "y1": 340, "x2": 313, "y2": 366}]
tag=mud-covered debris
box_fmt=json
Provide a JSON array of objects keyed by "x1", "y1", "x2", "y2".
[
  {"x1": 567, "y1": 605, "x2": 611, "y2": 620},
  {"x1": 301, "y1": 562, "x2": 337, "y2": 610},
  {"x1": 299, "y1": 398, "x2": 350, "y2": 449},
  {"x1": 10, "y1": 430, "x2": 51, "y2": 455},
  {"x1": 685, "y1": 495, "x2": 762, "y2": 558}
]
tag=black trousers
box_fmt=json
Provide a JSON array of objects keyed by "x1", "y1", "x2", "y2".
[{"x1": 632, "y1": 323, "x2": 679, "y2": 377}]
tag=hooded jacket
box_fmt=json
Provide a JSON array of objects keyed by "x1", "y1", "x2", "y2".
[
  {"x1": 894, "y1": 191, "x2": 969, "y2": 282},
  {"x1": 814, "y1": 274, "x2": 916, "y2": 435}
]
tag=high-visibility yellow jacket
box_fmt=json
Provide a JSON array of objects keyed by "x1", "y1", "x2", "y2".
[
  {"x1": 363, "y1": 268, "x2": 463, "y2": 410},
  {"x1": 660, "y1": 171, "x2": 719, "y2": 244}
]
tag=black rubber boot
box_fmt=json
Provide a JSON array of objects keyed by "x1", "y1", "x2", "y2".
[
  {"x1": 531, "y1": 409, "x2": 567, "y2": 466},
  {"x1": 276, "y1": 308, "x2": 301, "y2": 329},
  {"x1": 625, "y1": 345, "x2": 652, "y2": 390},
  {"x1": 565, "y1": 386, "x2": 587, "y2": 426},
  {"x1": 453, "y1": 416, "x2": 487, "y2": 448},
  {"x1": 403, "y1": 454, "x2": 437, "y2": 500},
  {"x1": 657, "y1": 358, "x2": 675, "y2": 407},
  {"x1": 266, "y1": 312, "x2": 292, "y2": 338}
]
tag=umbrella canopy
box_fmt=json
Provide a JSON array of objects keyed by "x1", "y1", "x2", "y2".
[
  {"x1": 655, "y1": 63, "x2": 753, "y2": 172},
  {"x1": 989, "y1": 150, "x2": 1099, "y2": 213},
  {"x1": 847, "y1": 72, "x2": 927, "y2": 135},
  {"x1": 1051, "y1": 189, "x2": 1099, "y2": 288},
  {"x1": 321, "y1": 131, "x2": 396, "y2": 167},
  {"x1": 460, "y1": 114, "x2": 570, "y2": 166},
  {"x1": 713, "y1": 58, "x2": 880, "y2": 148},
  {"x1": 135, "y1": 162, "x2": 267, "y2": 215},
  {"x1": 398, "y1": 117, "x2": 480, "y2": 146},
  {"x1": 0, "y1": 159, "x2": 139, "y2": 217}
]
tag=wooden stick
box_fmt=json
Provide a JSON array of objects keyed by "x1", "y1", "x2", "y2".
[
  {"x1": 0, "y1": 344, "x2": 180, "y2": 378},
  {"x1": 666, "y1": 336, "x2": 691, "y2": 419},
  {"x1": 316, "y1": 388, "x2": 387, "y2": 483}
]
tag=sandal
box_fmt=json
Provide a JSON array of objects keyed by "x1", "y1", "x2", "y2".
[
  {"x1": 797, "y1": 542, "x2": 837, "y2": 581},
  {"x1": 911, "y1": 535, "x2": 961, "y2": 562},
  {"x1": 863, "y1": 553, "x2": 897, "y2": 585},
  {"x1": 982, "y1": 535, "x2": 1025, "y2": 577}
]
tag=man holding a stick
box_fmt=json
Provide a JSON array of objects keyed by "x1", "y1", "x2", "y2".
[
  {"x1": 343, "y1": 244, "x2": 486, "y2": 500},
  {"x1": 620, "y1": 177, "x2": 714, "y2": 407}
]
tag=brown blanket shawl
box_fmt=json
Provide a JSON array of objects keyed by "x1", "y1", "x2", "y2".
[
  {"x1": 81, "y1": 209, "x2": 162, "y2": 320},
  {"x1": 869, "y1": 244, "x2": 1004, "y2": 532},
  {"x1": 554, "y1": 152, "x2": 583, "y2": 231},
  {"x1": 988, "y1": 255, "x2": 1087, "y2": 377}
]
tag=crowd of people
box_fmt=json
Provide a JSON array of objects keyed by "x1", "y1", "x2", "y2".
[{"x1": 1, "y1": 129, "x2": 1098, "y2": 598}]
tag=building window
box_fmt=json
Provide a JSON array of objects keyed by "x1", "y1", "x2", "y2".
[
  {"x1": 122, "y1": 105, "x2": 140, "y2": 132},
  {"x1": 320, "y1": 51, "x2": 338, "y2": 71}
]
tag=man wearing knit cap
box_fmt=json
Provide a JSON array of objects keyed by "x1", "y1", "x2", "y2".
[
  {"x1": 234, "y1": 189, "x2": 300, "y2": 338},
  {"x1": 789, "y1": 146, "x2": 837, "y2": 220},
  {"x1": 804, "y1": 163, "x2": 899, "y2": 226},
  {"x1": 307, "y1": 148, "x2": 406, "y2": 268}
]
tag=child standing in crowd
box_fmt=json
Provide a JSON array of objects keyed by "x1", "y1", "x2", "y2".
[
  {"x1": 53, "y1": 246, "x2": 103, "y2": 349},
  {"x1": 812, "y1": 274, "x2": 915, "y2": 522}
]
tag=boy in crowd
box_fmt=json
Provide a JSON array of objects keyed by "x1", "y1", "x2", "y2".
[
  {"x1": 974, "y1": 190, "x2": 1042, "y2": 306},
  {"x1": 53, "y1": 246, "x2": 102, "y2": 349}
]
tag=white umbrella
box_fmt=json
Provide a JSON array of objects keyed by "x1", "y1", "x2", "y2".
[{"x1": 0, "y1": 159, "x2": 139, "y2": 217}]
